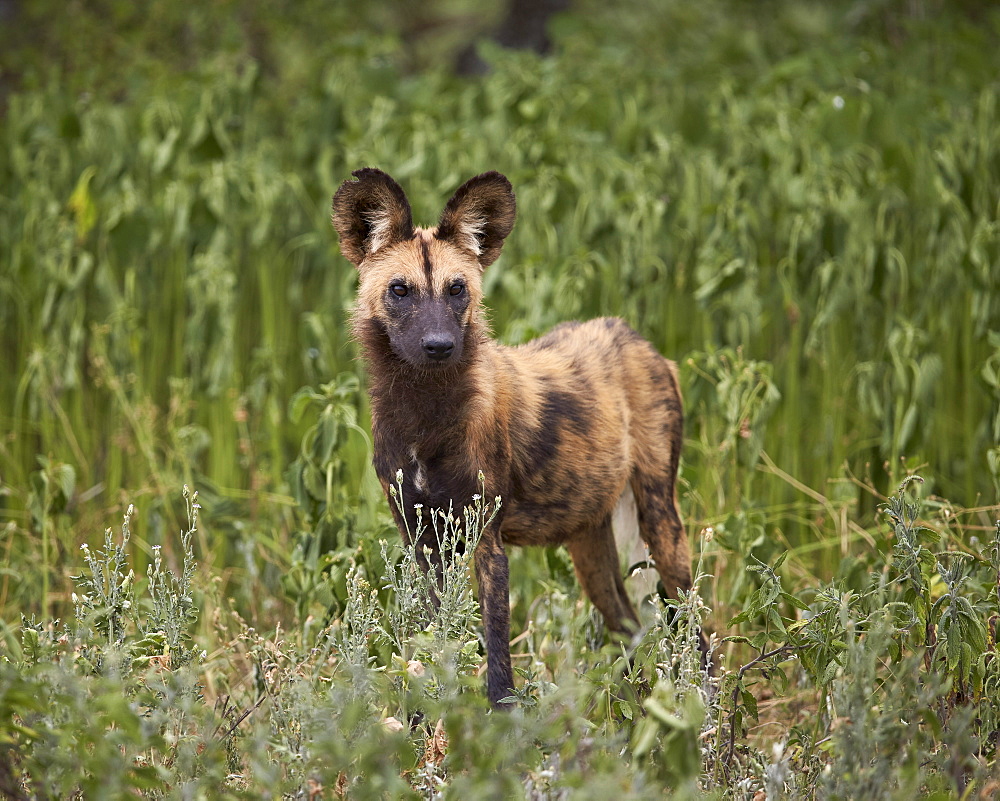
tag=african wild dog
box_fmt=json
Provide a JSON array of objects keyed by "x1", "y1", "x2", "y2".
[{"x1": 332, "y1": 169, "x2": 697, "y2": 706}]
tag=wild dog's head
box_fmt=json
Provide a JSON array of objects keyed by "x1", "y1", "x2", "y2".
[{"x1": 332, "y1": 169, "x2": 516, "y2": 370}]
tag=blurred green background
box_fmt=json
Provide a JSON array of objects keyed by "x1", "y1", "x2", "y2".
[{"x1": 1, "y1": 0, "x2": 998, "y2": 629}]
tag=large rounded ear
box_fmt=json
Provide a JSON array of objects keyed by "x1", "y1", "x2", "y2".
[
  {"x1": 332, "y1": 168, "x2": 414, "y2": 267},
  {"x1": 436, "y1": 171, "x2": 516, "y2": 269}
]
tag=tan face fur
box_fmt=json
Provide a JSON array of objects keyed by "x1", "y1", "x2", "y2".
[
  {"x1": 332, "y1": 169, "x2": 515, "y2": 370},
  {"x1": 352, "y1": 229, "x2": 485, "y2": 368}
]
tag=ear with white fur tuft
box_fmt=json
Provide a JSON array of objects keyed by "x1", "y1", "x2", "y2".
[
  {"x1": 331, "y1": 168, "x2": 414, "y2": 267},
  {"x1": 436, "y1": 172, "x2": 516, "y2": 269}
]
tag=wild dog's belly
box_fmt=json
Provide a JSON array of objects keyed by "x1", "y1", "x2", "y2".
[{"x1": 499, "y1": 465, "x2": 630, "y2": 547}]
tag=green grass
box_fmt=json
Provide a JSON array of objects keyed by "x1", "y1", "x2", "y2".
[
  {"x1": 1, "y1": 0, "x2": 999, "y2": 796},
  {"x1": 3, "y1": 480, "x2": 999, "y2": 798}
]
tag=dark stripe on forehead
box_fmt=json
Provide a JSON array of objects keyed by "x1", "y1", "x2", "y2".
[{"x1": 420, "y1": 238, "x2": 433, "y2": 281}]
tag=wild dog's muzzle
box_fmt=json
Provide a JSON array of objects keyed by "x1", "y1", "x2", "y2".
[
  {"x1": 421, "y1": 335, "x2": 455, "y2": 361},
  {"x1": 403, "y1": 297, "x2": 463, "y2": 366}
]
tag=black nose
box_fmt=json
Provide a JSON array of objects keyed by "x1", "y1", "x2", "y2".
[{"x1": 421, "y1": 336, "x2": 454, "y2": 361}]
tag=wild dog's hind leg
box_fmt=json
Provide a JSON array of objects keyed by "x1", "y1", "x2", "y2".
[
  {"x1": 631, "y1": 470, "x2": 712, "y2": 667},
  {"x1": 567, "y1": 516, "x2": 640, "y2": 635},
  {"x1": 625, "y1": 352, "x2": 694, "y2": 601},
  {"x1": 631, "y1": 470, "x2": 692, "y2": 599}
]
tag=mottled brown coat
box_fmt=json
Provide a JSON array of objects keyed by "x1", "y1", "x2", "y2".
[{"x1": 332, "y1": 169, "x2": 695, "y2": 706}]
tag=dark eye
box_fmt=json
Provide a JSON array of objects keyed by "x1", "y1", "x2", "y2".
[
  {"x1": 449, "y1": 283, "x2": 465, "y2": 297},
  {"x1": 390, "y1": 283, "x2": 408, "y2": 298}
]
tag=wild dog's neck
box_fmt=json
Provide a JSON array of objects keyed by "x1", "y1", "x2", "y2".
[{"x1": 355, "y1": 315, "x2": 489, "y2": 431}]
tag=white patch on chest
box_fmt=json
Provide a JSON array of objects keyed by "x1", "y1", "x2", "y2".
[{"x1": 410, "y1": 447, "x2": 428, "y2": 494}]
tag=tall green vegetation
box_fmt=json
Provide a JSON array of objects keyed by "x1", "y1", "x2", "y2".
[
  {"x1": 1, "y1": 1, "x2": 999, "y2": 795},
  {"x1": 2, "y1": 2, "x2": 998, "y2": 590}
]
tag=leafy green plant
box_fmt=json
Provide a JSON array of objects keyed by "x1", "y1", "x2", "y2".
[
  {"x1": 716, "y1": 477, "x2": 1000, "y2": 797},
  {"x1": 282, "y1": 374, "x2": 384, "y2": 622}
]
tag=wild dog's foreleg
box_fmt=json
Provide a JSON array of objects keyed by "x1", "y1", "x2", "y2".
[
  {"x1": 378, "y1": 470, "x2": 445, "y2": 582},
  {"x1": 567, "y1": 516, "x2": 640, "y2": 635},
  {"x1": 474, "y1": 526, "x2": 514, "y2": 707}
]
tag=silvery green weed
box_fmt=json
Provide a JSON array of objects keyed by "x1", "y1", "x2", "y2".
[
  {"x1": 68, "y1": 486, "x2": 202, "y2": 677},
  {"x1": 383, "y1": 469, "x2": 498, "y2": 662},
  {"x1": 630, "y1": 539, "x2": 721, "y2": 793},
  {"x1": 4, "y1": 488, "x2": 226, "y2": 798}
]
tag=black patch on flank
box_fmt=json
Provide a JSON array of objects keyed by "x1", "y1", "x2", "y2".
[
  {"x1": 516, "y1": 388, "x2": 592, "y2": 481},
  {"x1": 521, "y1": 427, "x2": 561, "y2": 477},
  {"x1": 541, "y1": 389, "x2": 592, "y2": 437}
]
